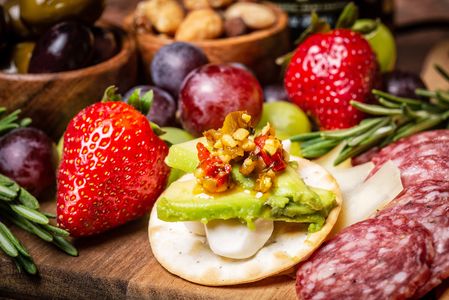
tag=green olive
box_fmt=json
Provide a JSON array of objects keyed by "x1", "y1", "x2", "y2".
[
  {"x1": 12, "y1": 41, "x2": 34, "y2": 73},
  {"x1": 19, "y1": 0, "x2": 105, "y2": 29},
  {"x1": 4, "y1": 0, "x2": 33, "y2": 39}
]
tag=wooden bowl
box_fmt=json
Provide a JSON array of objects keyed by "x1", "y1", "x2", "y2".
[
  {"x1": 0, "y1": 29, "x2": 138, "y2": 141},
  {"x1": 124, "y1": 3, "x2": 290, "y2": 84}
]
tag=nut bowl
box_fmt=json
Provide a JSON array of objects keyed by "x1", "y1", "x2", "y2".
[
  {"x1": 124, "y1": 2, "x2": 289, "y2": 84},
  {"x1": 0, "y1": 29, "x2": 137, "y2": 141}
]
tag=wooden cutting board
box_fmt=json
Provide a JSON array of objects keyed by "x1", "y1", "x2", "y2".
[{"x1": 0, "y1": 200, "x2": 297, "y2": 300}]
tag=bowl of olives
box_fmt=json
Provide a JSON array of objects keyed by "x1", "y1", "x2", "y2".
[
  {"x1": 0, "y1": 0, "x2": 138, "y2": 140},
  {"x1": 125, "y1": 0, "x2": 289, "y2": 85}
]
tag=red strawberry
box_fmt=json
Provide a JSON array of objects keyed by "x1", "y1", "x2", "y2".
[
  {"x1": 284, "y1": 29, "x2": 379, "y2": 129},
  {"x1": 57, "y1": 101, "x2": 169, "y2": 237}
]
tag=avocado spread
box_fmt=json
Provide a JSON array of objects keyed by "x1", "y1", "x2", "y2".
[{"x1": 158, "y1": 112, "x2": 336, "y2": 233}]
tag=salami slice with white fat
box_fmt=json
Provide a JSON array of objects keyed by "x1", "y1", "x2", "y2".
[
  {"x1": 303, "y1": 130, "x2": 449, "y2": 299},
  {"x1": 378, "y1": 181, "x2": 449, "y2": 297},
  {"x1": 370, "y1": 130, "x2": 449, "y2": 166},
  {"x1": 354, "y1": 130, "x2": 449, "y2": 165},
  {"x1": 369, "y1": 140, "x2": 449, "y2": 183},
  {"x1": 296, "y1": 215, "x2": 434, "y2": 300},
  {"x1": 397, "y1": 155, "x2": 449, "y2": 187}
]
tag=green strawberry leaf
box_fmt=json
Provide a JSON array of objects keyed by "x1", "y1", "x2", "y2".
[
  {"x1": 352, "y1": 19, "x2": 379, "y2": 35},
  {"x1": 101, "y1": 86, "x2": 122, "y2": 102},
  {"x1": 336, "y1": 2, "x2": 359, "y2": 29},
  {"x1": 294, "y1": 11, "x2": 331, "y2": 45},
  {"x1": 128, "y1": 89, "x2": 154, "y2": 116},
  {"x1": 141, "y1": 90, "x2": 154, "y2": 115},
  {"x1": 127, "y1": 88, "x2": 141, "y2": 106},
  {"x1": 150, "y1": 122, "x2": 166, "y2": 137}
]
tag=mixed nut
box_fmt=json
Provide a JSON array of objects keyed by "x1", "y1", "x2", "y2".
[{"x1": 134, "y1": 0, "x2": 278, "y2": 41}]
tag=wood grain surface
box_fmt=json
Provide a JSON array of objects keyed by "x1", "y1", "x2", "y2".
[
  {"x1": 1, "y1": 1, "x2": 449, "y2": 299},
  {"x1": 0, "y1": 200, "x2": 296, "y2": 300}
]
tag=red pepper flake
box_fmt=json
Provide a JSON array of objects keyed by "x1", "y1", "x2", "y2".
[
  {"x1": 196, "y1": 143, "x2": 232, "y2": 193},
  {"x1": 254, "y1": 135, "x2": 287, "y2": 172}
]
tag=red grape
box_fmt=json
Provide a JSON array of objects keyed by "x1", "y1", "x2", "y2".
[
  {"x1": 0, "y1": 128, "x2": 57, "y2": 197},
  {"x1": 179, "y1": 64, "x2": 263, "y2": 136}
]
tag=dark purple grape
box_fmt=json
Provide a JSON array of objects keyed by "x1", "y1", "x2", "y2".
[
  {"x1": 125, "y1": 85, "x2": 177, "y2": 127},
  {"x1": 28, "y1": 21, "x2": 94, "y2": 73},
  {"x1": 91, "y1": 26, "x2": 120, "y2": 65},
  {"x1": 263, "y1": 83, "x2": 289, "y2": 102},
  {"x1": 0, "y1": 128, "x2": 57, "y2": 197},
  {"x1": 151, "y1": 42, "x2": 209, "y2": 97},
  {"x1": 382, "y1": 70, "x2": 427, "y2": 99}
]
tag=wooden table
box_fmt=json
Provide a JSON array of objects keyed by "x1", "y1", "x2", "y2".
[
  {"x1": 1, "y1": 0, "x2": 449, "y2": 299},
  {"x1": 0, "y1": 201, "x2": 296, "y2": 299}
]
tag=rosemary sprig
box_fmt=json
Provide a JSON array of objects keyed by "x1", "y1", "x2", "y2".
[
  {"x1": 0, "y1": 107, "x2": 77, "y2": 275},
  {"x1": 0, "y1": 176, "x2": 78, "y2": 275},
  {"x1": 0, "y1": 109, "x2": 31, "y2": 136},
  {"x1": 290, "y1": 65, "x2": 449, "y2": 166}
]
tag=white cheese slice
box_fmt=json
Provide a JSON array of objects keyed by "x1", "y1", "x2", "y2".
[
  {"x1": 332, "y1": 162, "x2": 374, "y2": 196},
  {"x1": 205, "y1": 219, "x2": 274, "y2": 259},
  {"x1": 333, "y1": 160, "x2": 403, "y2": 233},
  {"x1": 184, "y1": 221, "x2": 206, "y2": 236}
]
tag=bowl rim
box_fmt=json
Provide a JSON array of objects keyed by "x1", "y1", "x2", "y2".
[
  {"x1": 126, "y1": 2, "x2": 288, "y2": 47},
  {"x1": 0, "y1": 27, "x2": 136, "y2": 82}
]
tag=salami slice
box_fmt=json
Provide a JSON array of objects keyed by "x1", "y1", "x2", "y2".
[
  {"x1": 296, "y1": 215, "x2": 434, "y2": 300},
  {"x1": 398, "y1": 155, "x2": 449, "y2": 187},
  {"x1": 351, "y1": 147, "x2": 379, "y2": 165},
  {"x1": 370, "y1": 140, "x2": 449, "y2": 181},
  {"x1": 378, "y1": 181, "x2": 449, "y2": 297},
  {"x1": 370, "y1": 130, "x2": 449, "y2": 166}
]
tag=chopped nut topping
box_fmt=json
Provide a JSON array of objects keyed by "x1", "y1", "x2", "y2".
[
  {"x1": 213, "y1": 140, "x2": 223, "y2": 149},
  {"x1": 263, "y1": 138, "x2": 280, "y2": 156},
  {"x1": 240, "y1": 156, "x2": 256, "y2": 176},
  {"x1": 261, "y1": 123, "x2": 274, "y2": 136},
  {"x1": 255, "y1": 170, "x2": 275, "y2": 193},
  {"x1": 222, "y1": 134, "x2": 238, "y2": 148},
  {"x1": 241, "y1": 139, "x2": 256, "y2": 152},
  {"x1": 242, "y1": 113, "x2": 251, "y2": 123},
  {"x1": 195, "y1": 111, "x2": 287, "y2": 194},
  {"x1": 233, "y1": 128, "x2": 250, "y2": 141}
]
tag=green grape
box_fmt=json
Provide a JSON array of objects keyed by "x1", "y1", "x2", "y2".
[
  {"x1": 257, "y1": 101, "x2": 311, "y2": 139},
  {"x1": 354, "y1": 19, "x2": 396, "y2": 73}
]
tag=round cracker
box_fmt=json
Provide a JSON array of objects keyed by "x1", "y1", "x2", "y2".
[{"x1": 149, "y1": 157, "x2": 342, "y2": 286}]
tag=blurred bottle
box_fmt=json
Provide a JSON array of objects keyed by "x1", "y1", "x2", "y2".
[{"x1": 273, "y1": 0, "x2": 394, "y2": 43}]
